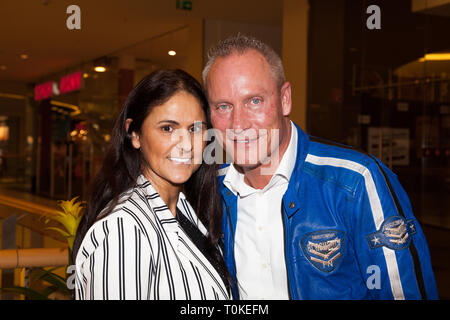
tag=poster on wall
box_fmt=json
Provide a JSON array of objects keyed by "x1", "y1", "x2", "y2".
[{"x1": 368, "y1": 127, "x2": 410, "y2": 166}]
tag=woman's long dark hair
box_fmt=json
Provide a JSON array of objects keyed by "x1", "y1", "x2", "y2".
[{"x1": 73, "y1": 69, "x2": 228, "y2": 287}]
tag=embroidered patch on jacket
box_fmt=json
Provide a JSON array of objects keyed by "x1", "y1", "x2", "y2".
[
  {"x1": 300, "y1": 229, "x2": 346, "y2": 273},
  {"x1": 366, "y1": 216, "x2": 417, "y2": 251}
]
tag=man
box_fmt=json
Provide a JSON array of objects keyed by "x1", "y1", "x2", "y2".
[{"x1": 203, "y1": 34, "x2": 438, "y2": 300}]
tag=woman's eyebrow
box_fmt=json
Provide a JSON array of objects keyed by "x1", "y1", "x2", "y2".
[
  {"x1": 158, "y1": 120, "x2": 207, "y2": 127},
  {"x1": 157, "y1": 120, "x2": 179, "y2": 125}
]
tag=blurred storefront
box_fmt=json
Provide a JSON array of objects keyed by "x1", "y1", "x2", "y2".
[
  {"x1": 306, "y1": 0, "x2": 450, "y2": 228},
  {"x1": 1, "y1": 0, "x2": 449, "y2": 229},
  {"x1": 306, "y1": 0, "x2": 450, "y2": 297}
]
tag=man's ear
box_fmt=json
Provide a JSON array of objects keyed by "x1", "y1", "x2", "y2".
[
  {"x1": 125, "y1": 118, "x2": 141, "y2": 149},
  {"x1": 280, "y1": 82, "x2": 292, "y2": 117}
]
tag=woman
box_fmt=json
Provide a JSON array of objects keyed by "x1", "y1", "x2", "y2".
[{"x1": 72, "y1": 69, "x2": 231, "y2": 300}]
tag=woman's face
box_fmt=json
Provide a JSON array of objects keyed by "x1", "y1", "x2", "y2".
[{"x1": 129, "y1": 90, "x2": 207, "y2": 187}]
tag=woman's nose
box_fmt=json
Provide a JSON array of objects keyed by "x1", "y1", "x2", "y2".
[{"x1": 173, "y1": 129, "x2": 192, "y2": 153}]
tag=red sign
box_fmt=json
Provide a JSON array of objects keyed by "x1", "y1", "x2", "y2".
[
  {"x1": 60, "y1": 71, "x2": 81, "y2": 94},
  {"x1": 34, "y1": 81, "x2": 53, "y2": 101},
  {"x1": 34, "y1": 71, "x2": 81, "y2": 101}
]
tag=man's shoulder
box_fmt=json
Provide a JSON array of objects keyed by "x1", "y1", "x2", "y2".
[
  {"x1": 301, "y1": 135, "x2": 383, "y2": 194},
  {"x1": 306, "y1": 135, "x2": 375, "y2": 168}
]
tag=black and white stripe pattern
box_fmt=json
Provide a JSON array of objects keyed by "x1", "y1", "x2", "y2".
[{"x1": 74, "y1": 175, "x2": 230, "y2": 300}]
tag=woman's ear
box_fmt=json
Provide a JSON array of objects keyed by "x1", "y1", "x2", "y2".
[{"x1": 125, "y1": 118, "x2": 141, "y2": 150}]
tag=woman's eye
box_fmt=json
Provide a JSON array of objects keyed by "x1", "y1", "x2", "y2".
[
  {"x1": 161, "y1": 125, "x2": 173, "y2": 133},
  {"x1": 189, "y1": 125, "x2": 203, "y2": 133}
]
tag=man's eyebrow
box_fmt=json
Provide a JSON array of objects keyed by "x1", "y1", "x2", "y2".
[
  {"x1": 242, "y1": 90, "x2": 268, "y2": 98},
  {"x1": 209, "y1": 91, "x2": 267, "y2": 104},
  {"x1": 209, "y1": 99, "x2": 231, "y2": 105}
]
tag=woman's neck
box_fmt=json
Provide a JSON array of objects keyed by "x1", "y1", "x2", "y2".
[{"x1": 143, "y1": 171, "x2": 181, "y2": 217}]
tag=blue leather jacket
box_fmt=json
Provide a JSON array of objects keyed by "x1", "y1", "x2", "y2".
[{"x1": 218, "y1": 123, "x2": 438, "y2": 300}]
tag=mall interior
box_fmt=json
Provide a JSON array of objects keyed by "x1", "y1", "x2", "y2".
[{"x1": 0, "y1": 0, "x2": 449, "y2": 299}]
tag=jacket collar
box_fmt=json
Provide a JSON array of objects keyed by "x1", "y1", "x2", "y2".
[{"x1": 282, "y1": 122, "x2": 309, "y2": 217}]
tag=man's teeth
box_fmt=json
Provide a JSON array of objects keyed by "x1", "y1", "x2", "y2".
[
  {"x1": 235, "y1": 138, "x2": 256, "y2": 143},
  {"x1": 169, "y1": 157, "x2": 190, "y2": 163}
]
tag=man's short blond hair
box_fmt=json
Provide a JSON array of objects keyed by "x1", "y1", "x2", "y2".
[{"x1": 202, "y1": 34, "x2": 286, "y2": 90}]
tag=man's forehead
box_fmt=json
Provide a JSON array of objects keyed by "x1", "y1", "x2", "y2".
[
  {"x1": 211, "y1": 49, "x2": 269, "y2": 72},
  {"x1": 207, "y1": 75, "x2": 271, "y2": 102},
  {"x1": 206, "y1": 50, "x2": 275, "y2": 97}
]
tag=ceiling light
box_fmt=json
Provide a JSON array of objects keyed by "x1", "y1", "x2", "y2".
[
  {"x1": 0, "y1": 65, "x2": 6, "y2": 71},
  {"x1": 168, "y1": 50, "x2": 176, "y2": 56},
  {"x1": 93, "y1": 56, "x2": 109, "y2": 72},
  {"x1": 420, "y1": 53, "x2": 450, "y2": 61},
  {"x1": 94, "y1": 66, "x2": 106, "y2": 72},
  {"x1": 83, "y1": 73, "x2": 89, "y2": 78},
  {"x1": 20, "y1": 54, "x2": 29, "y2": 60}
]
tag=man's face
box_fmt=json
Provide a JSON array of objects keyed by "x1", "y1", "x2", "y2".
[{"x1": 206, "y1": 49, "x2": 291, "y2": 171}]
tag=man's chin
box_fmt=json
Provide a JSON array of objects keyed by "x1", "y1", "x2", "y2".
[{"x1": 232, "y1": 161, "x2": 261, "y2": 172}]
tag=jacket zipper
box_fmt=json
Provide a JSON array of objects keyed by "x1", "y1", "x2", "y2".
[{"x1": 281, "y1": 200, "x2": 293, "y2": 300}]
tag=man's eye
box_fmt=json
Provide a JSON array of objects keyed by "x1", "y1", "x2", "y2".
[
  {"x1": 251, "y1": 98, "x2": 261, "y2": 105},
  {"x1": 161, "y1": 125, "x2": 173, "y2": 133},
  {"x1": 217, "y1": 104, "x2": 229, "y2": 111}
]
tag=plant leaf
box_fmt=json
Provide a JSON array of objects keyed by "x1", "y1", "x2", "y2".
[
  {"x1": 32, "y1": 270, "x2": 70, "y2": 294},
  {"x1": 41, "y1": 285, "x2": 61, "y2": 298},
  {"x1": 57, "y1": 197, "x2": 79, "y2": 215},
  {"x1": 45, "y1": 227, "x2": 71, "y2": 238},
  {"x1": 30, "y1": 267, "x2": 67, "y2": 284},
  {"x1": 0, "y1": 286, "x2": 50, "y2": 300}
]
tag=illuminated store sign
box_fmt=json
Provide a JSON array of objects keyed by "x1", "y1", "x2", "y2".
[{"x1": 34, "y1": 71, "x2": 81, "y2": 101}]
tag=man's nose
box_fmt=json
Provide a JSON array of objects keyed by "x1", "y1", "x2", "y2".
[{"x1": 231, "y1": 105, "x2": 251, "y2": 132}]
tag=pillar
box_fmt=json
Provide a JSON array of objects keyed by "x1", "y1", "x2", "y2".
[
  {"x1": 118, "y1": 54, "x2": 135, "y2": 112},
  {"x1": 37, "y1": 99, "x2": 52, "y2": 194},
  {"x1": 185, "y1": 19, "x2": 204, "y2": 83},
  {"x1": 282, "y1": 0, "x2": 309, "y2": 131}
]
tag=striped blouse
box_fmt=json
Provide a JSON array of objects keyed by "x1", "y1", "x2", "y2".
[{"x1": 74, "y1": 175, "x2": 231, "y2": 300}]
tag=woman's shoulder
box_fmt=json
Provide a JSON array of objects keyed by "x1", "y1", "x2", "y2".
[
  {"x1": 78, "y1": 208, "x2": 138, "y2": 246},
  {"x1": 96, "y1": 181, "x2": 152, "y2": 220},
  {"x1": 94, "y1": 188, "x2": 152, "y2": 231},
  {"x1": 76, "y1": 191, "x2": 151, "y2": 255}
]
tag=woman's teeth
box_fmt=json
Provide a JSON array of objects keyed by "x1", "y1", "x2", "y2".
[{"x1": 169, "y1": 157, "x2": 191, "y2": 163}]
